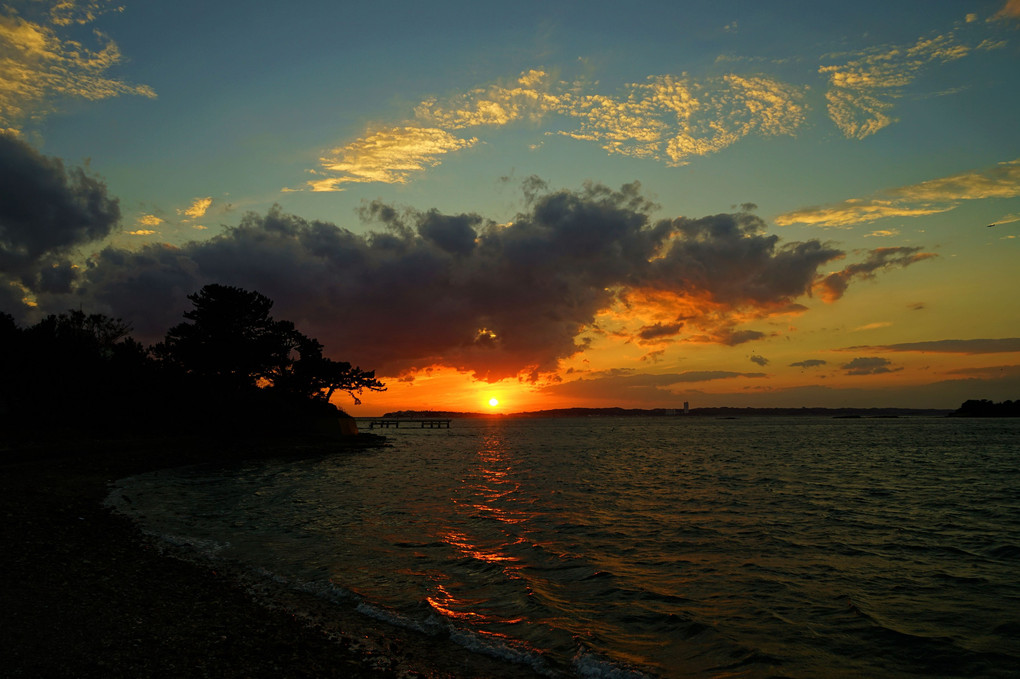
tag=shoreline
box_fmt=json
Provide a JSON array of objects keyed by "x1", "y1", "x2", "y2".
[{"x1": 0, "y1": 435, "x2": 542, "y2": 678}]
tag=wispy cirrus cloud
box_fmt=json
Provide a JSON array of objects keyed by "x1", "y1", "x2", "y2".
[
  {"x1": 560, "y1": 74, "x2": 806, "y2": 166},
  {"x1": 414, "y1": 69, "x2": 564, "y2": 129},
  {"x1": 0, "y1": 0, "x2": 155, "y2": 130},
  {"x1": 819, "y1": 29, "x2": 998, "y2": 139},
  {"x1": 539, "y1": 369, "x2": 767, "y2": 404},
  {"x1": 311, "y1": 126, "x2": 478, "y2": 191},
  {"x1": 992, "y1": 0, "x2": 1020, "y2": 21},
  {"x1": 47, "y1": 0, "x2": 116, "y2": 26},
  {"x1": 302, "y1": 7, "x2": 1009, "y2": 190},
  {"x1": 307, "y1": 69, "x2": 806, "y2": 189},
  {"x1": 889, "y1": 159, "x2": 1020, "y2": 202},
  {"x1": 777, "y1": 159, "x2": 1020, "y2": 227},
  {"x1": 775, "y1": 200, "x2": 952, "y2": 228},
  {"x1": 840, "y1": 338, "x2": 1020, "y2": 354}
]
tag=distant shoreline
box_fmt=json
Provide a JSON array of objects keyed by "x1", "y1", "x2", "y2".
[{"x1": 377, "y1": 406, "x2": 955, "y2": 419}]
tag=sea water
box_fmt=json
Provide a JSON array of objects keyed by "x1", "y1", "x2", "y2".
[{"x1": 107, "y1": 417, "x2": 1020, "y2": 678}]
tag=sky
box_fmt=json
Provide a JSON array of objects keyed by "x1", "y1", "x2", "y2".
[{"x1": 2, "y1": 0, "x2": 1019, "y2": 415}]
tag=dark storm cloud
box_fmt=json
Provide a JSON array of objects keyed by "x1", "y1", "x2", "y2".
[
  {"x1": 636, "y1": 321, "x2": 684, "y2": 341},
  {"x1": 841, "y1": 356, "x2": 901, "y2": 375},
  {"x1": 27, "y1": 180, "x2": 924, "y2": 380},
  {"x1": 642, "y1": 209, "x2": 844, "y2": 306},
  {"x1": 817, "y1": 246, "x2": 936, "y2": 301},
  {"x1": 841, "y1": 338, "x2": 1020, "y2": 354},
  {"x1": 720, "y1": 329, "x2": 767, "y2": 346},
  {"x1": 0, "y1": 132, "x2": 120, "y2": 274}
]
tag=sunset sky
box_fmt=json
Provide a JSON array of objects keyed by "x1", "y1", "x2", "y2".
[{"x1": 2, "y1": 0, "x2": 1019, "y2": 415}]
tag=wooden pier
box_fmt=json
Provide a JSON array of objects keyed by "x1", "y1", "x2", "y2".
[{"x1": 366, "y1": 418, "x2": 452, "y2": 430}]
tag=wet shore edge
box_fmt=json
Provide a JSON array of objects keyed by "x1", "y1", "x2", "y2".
[{"x1": 0, "y1": 434, "x2": 542, "y2": 678}]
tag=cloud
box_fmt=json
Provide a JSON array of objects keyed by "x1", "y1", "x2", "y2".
[
  {"x1": 0, "y1": 132, "x2": 119, "y2": 284},
  {"x1": 180, "y1": 197, "x2": 212, "y2": 219},
  {"x1": 854, "y1": 321, "x2": 892, "y2": 331},
  {"x1": 138, "y1": 214, "x2": 164, "y2": 227},
  {"x1": 790, "y1": 359, "x2": 827, "y2": 368},
  {"x1": 0, "y1": 3, "x2": 155, "y2": 130},
  {"x1": 126, "y1": 229, "x2": 156, "y2": 236},
  {"x1": 816, "y1": 246, "x2": 936, "y2": 301},
  {"x1": 820, "y1": 32, "x2": 974, "y2": 139},
  {"x1": 47, "y1": 0, "x2": 121, "y2": 26},
  {"x1": 749, "y1": 354, "x2": 769, "y2": 367},
  {"x1": 539, "y1": 370, "x2": 767, "y2": 404},
  {"x1": 560, "y1": 74, "x2": 806, "y2": 165},
  {"x1": 720, "y1": 329, "x2": 768, "y2": 346},
  {"x1": 989, "y1": 212, "x2": 1020, "y2": 226},
  {"x1": 944, "y1": 364, "x2": 1020, "y2": 378},
  {"x1": 18, "y1": 180, "x2": 904, "y2": 382},
  {"x1": 888, "y1": 159, "x2": 1020, "y2": 202},
  {"x1": 992, "y1": 0, "x2": 1020, "y2": 21},
  {"x1": 841, "y1": 356, "x2": 901, "y2": 375},
  {"x1": 640, "y1": 208, "x2": 844, "y2": 309},
  {"x1": 775, "y1": 200, "x2": 951, "y2": 228},
  {"x1": 414, "y1": 69, "x2": 564, "y2": 129},
  {"x1": 306, "y1": 13, "x2": 1007, "y2": 189},
  {"x1": 636, "y1": 321, "x2": 685, "y2": 342},
  {"x1": 777, "y1": 159, "x2": 1020, "y2": 227},
  {"x1": 311, "y1": 126, "x2": 478, "y2": 191},
  {"x1": 841, "y1": 338, "x2": 1020, "y2": 354},
  {"x1": 312, "y1": 69, "x2": 806, "y2": 186}
]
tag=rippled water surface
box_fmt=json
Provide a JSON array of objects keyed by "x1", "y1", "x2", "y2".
[{"x1": 109, "y1": 417, "x2": 1020, "y2": 678}]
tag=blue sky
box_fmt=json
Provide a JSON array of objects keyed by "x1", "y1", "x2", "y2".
[{"x1": 2, "y1": 0, "x2": 1019, "y2": 413}]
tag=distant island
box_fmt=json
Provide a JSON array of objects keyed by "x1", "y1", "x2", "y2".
[
  {"x1": 947, "y1": 399, "x2": 1020, "y2": 417},
  {"x1": 381, "y1": 406, "x2": 958, "y2": 419}
]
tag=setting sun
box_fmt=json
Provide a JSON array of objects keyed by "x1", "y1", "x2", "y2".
[{"x1": 488, "y1": 398, "x2": 499, "y2": 407}]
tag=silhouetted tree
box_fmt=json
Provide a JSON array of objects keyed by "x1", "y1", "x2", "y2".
[
  {"x1": 155, "y1": 284, "x2": 386, "y2": 404},
  {"x1": 1, "y1": 310, "x2": 153, "y2": 431},
  {"x1": 153, "y1": 285, "x2": 303, "y2": 391},
  {"x1": 274, "y1": 333, "x2": 385, "y2": 405}
]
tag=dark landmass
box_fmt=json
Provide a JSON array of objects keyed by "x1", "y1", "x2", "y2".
[
  {"x1": 0, "y1": 433, "x2": 541, "y2": 678},
  {"x1": 382, "y1": 406, "x2": 955, "y2": 419},
  {"x1": 948, "y1": 399, "x2": 1020, "y2": 417}
]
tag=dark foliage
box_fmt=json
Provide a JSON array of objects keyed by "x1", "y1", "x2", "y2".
[
  {"x1": 1, "y1": 285, "x2": 385, "y2": 440},
  {"x1": 153, "y1": 285, "x2": 294, "y2": 392},
  {"x1": 949, "y1": 399, "x2": 1020, "y2": 417},
  {"x1": 1, "y1": 309, "x2": 156, "y2": 432},
  {"x1": 154, "y1": 284, "x2": 385, "y2": 405}
]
